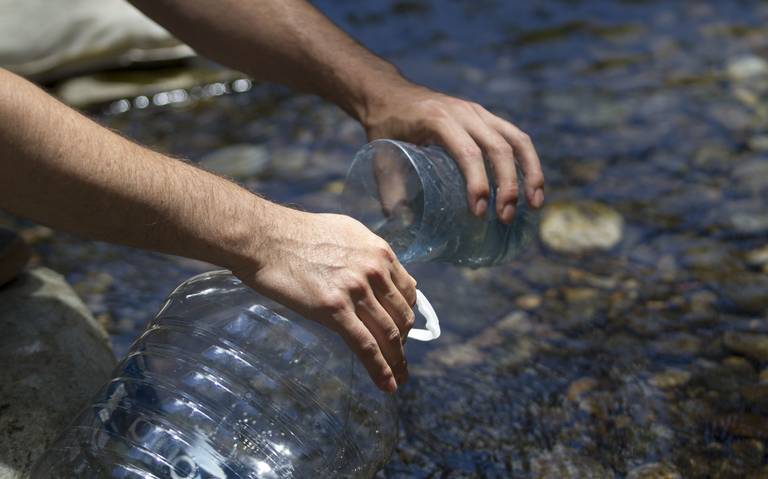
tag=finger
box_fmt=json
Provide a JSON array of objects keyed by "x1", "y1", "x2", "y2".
[
  {"x1": 484, "y1": 112, "x2": 545, "y2": 209},
  {"x1": 466, "y1": 116, "x2": 519, "y2": 224},
  {"x1": 431, "y1": 118, "x2": 490, "y2": 216},
  {"x1": 389, "y1": 258, "x2": 417, "y2": 307},
  {"x1": 336, "y1": 311, "x2": 398, "y2": 393},
  {"x1": 370, "y1": 270, "x2": 415, "y2": 339},
  {"x1": 355, "y1": 292, "x2": 408, "y2": 386}
]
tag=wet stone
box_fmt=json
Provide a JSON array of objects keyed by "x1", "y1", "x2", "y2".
[
  {"x1": 722, "y1": 356, "x2": 756, "y2": 375},
  {"x1": 567, "y1": 377, "x2": 598, "y2": 401},
  {"x1": 689, "y1": 289, "x2": 719, "y2": 314},
  {"x1": 727, "y1": 55, "x2": 768, "y2": 81},
  {"x1": 562, "y1": 287, "x2": 600, "y2": 304},
  {"x1": 732, "y1": 158, "x2": 768, "y2": 195},
  {"x1": 739, "y1": 383, "x2": 768, "y2": 409},
  {"x1": 649, "y1": 369, "x2": 691, "y2": 390},
  {"x1": 746, "y1": 245, "x2": 768, "y2": 272},
  {"x1": 748, "y1": 135, "x2": 768, "y2": 152},
  {"x1": 515, "y1": 293, "x2": 542, "y2": 310},
  {"x1": 731, "y1": 439, "x2": 765, "y2": 468},
  {"x1": 724, "y1": 331, "x2": 768, "y2": 362},
  {"x1": 720, "y1": 273, "x2": 768, "y2": 314},
  {"x1": 529, "y1": 446, "x2": 612, "y2": 479},
  {"x1": 653, "y1": 333, "x2": 703, "y2": 357},
  {"x1": 626, "y1": 462, "x2": 682, "y2": 479},
  {"x1": 539, "y1": 201, "x2": 624, "y2": 254},
  {"x1": 713, "y1": 413, "x2": 768, "y2": 439},
  {"x1": 198, "y1": 144, "x2": 270, "y2": 179}
]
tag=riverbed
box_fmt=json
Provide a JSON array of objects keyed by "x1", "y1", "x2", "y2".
[{"x1": 3, "y1": 0, "x2": 768, "y2": 477}]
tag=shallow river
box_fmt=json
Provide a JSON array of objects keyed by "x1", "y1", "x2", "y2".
[{"x1": 4, "y1": 0, "x2": 768, "y2": 477}]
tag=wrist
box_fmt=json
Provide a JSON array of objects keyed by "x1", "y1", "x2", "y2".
[
  {"x1": 197, "y1": 188, "x2": 278, "y2": 275},
  {"x1": 214, "y1": 197, "x2": 304, "y2": 278},
  {"x1": 337, "y1": 62, "x2": 414, "y2": 128}
]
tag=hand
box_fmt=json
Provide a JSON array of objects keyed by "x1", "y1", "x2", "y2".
[
  {"x1": 362, "y1": 83, "x2": 545, "y2": 224},
  {"x1": 232, "y1": 206, "x2": 417, "y2": 393}
]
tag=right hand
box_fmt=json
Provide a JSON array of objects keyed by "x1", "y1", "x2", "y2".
[{"x1": 233, "y1": 207, "x2": 417, "y2": 393}]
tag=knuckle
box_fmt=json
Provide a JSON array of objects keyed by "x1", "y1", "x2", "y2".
[
  {"x1": 517, "y1": 131, "x2": 532, "y2": 144},
  {"x1": 320, "y1": 291, "x2": 348, "y2": 313},
  {"x1": 487, "y1": 140, "x2": 513, "y2": 158},
  {"x1": 348, "y1": 277, "x2": 369, "y2": 296},
  {"x1": 360, "y1": 339, "x2": 379, "y2": 357},
  {"x1": 405, "y1": 309, "x2": 416, "y2": 328},
  {"x1": 376, "y1": 243, "x2": 396, "y2": 262},
  {"x1": 459, "y1": 144, "x2": 482, "y2": 161},
  {"x1": 376, "y1": 367, "x2": 394, "y2": 383},
  {"x1": 468, "y1": 180, "x2": 490, "y2": 198},
  {"x1": 386, "y1": 327, "x2": 402, "y2": 344},
  {"x1": 422, "y1": 98, "x2": 448, "y2": 115},
  {"x1": 498, "y1": 183, "x2": 520, "y2": 196}
]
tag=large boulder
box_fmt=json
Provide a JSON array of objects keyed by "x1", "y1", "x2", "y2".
[{"x1": 0, "y1": 268, "x2": 115, "y2": 478}]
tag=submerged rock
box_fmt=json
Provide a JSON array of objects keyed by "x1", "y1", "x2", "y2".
[
  {"x1": 727, "y1": 55, "x2": 768, "y2": 81},
  {"x1": 721, "y1": 272, "x2": 768, "y2": 314},
  {"x1": 732, "y1": 158, "x2": 768, "y2": 195},
  {"x1": 649, "y1": 369, "x2": 691, "y2": 390},
  {"x1": 746, "y1": 245, "x2": 768, "y2": 271},
  {"x1": 626, "y1": 462, "x2": 681, "y2": 479},
  {"x1": 540, "y1": 201, "x2": 624, "y2": 254},
  {"x1": 723, "y1": 331, "x2": 768, "y2": 362},
  {"x1": 530, "y1": 446, "x2": 612, "y2": 479},
  {"x1": 198, "y1": 144, "x2": 270, "y2": 179},
  {"x1": 0, "y1": 267, "x2": 115, "y2": 478}
]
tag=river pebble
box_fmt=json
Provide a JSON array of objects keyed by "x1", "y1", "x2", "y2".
[
  {"x1": 727, "y1": 55, "x2": 768, "y2": 81},
  {"x1": 539, "y1": 201, "x2": 624, "y2": 254},
  {"x1": 626, "y1": 462, "x2": 681, "y2": 479},
  {"x1": 198, "y1": 144, "x2": 270, "y2": 179},
  {"x1": 721, "y1": 272, "x2": 768, "y2": 313},
  {"x1": 724, "y1": 332, "x2": 768, "y2": 362}
]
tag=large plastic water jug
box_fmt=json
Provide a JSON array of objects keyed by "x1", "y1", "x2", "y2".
[
  {"x1": 31, "y1": 270, "x2": 440, "y2": 478},
  {"x1": 342, "y1": 139, "x2": 538, "y2": 267}
]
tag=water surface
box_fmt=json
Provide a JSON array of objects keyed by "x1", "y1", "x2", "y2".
[{"x1": 4, "y1": 0, "x2": 768, "y2": 477}]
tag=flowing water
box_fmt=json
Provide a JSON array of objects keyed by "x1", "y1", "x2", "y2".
[{"x1": 3, "y1": 0, "x2": 768, "y2": 477}]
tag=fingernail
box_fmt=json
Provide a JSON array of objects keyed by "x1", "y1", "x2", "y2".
[
  {"x1": 534, "y1": 188, "x2": 544, "y2": 208},
  {"x1": 385, "y1": 375, "x2": 398, "y2": 393},
  {"x1": 502, "y1": 203, "x2": 516, "y2": 223},
  {"x1": 475, "y1": 198, "x2": 488, "y2": 216}
]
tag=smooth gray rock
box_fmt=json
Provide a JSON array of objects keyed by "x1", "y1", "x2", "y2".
[{"x1": 0, "y1": 267, "x2": 115, "y2": 479}]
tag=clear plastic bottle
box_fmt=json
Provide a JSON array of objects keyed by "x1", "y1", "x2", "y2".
[
  {"x1": 31, "y1": 271, "x2": 399, "y2": 479},
  {"x1": 342, "y1": 139, "x2": 538, "y2": 267}
]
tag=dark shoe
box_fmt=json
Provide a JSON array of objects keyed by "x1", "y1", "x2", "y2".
[{"x1": 0, "y1": 228, "x2": 30, "y2": 288}]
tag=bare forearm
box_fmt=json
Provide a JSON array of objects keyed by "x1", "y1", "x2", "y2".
[
  {"x1": 128, "y1": 0, "x2": 411, "y2": 123},
  {"x1": 0, "y1": 68, "x2": 272, "y2": 270}
]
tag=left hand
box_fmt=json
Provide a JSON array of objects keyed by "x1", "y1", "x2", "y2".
[{"x1": 361, "y1": 83, "x2": 545, "y2": 224}]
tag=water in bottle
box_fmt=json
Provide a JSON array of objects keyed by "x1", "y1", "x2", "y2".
[{"x1": 342, "y1": 139, "x2": 538, "y2": 267}]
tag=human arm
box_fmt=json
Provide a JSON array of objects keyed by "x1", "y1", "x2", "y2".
[
  {"x1": 0, "y1": 68, "x2": 414, "y2": 392},
  {"x1": 128, "y1": 0, "x2": 545, "y2": 223}
]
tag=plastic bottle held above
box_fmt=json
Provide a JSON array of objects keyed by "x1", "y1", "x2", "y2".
[
  {"x1": 31, "y1": 271, "x2": 404, "y2": 479},
  {"x1": 342, "y1": 139, "x2": 538, "y2": 267}
]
